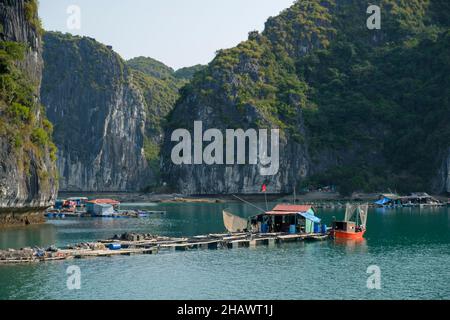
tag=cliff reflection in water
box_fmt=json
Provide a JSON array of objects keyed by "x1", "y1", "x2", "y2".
[{"x1": 0, "y1": 224, "x2": 57, "y2": 250}]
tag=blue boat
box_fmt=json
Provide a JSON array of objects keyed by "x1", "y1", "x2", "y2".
[{"x1": 137, "y1": 210, "x2": 166, "y2": 218}]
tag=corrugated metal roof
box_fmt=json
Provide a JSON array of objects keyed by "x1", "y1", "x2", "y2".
[
  {"x1": 272, "y1": 204, "x2": 312, "y2": 212},
  {"x1": 265, "y1": 211, "x2": 299, "y2": 215},
  {"x1": 264, "y1": 204, "x2": 313, "y2": 215},
  {"x1": 87, "y1": 199, "x2": 120, "y2": 205}
]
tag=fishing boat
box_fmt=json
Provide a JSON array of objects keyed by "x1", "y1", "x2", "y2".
[{"x1": 331, "y1": 203, "x2": 368, "y2": 240}]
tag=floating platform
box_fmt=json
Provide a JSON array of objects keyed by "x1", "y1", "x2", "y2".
[
  {"x1": 45, "y1": 210, "x2": 167, "y2": 219},
  {"x1": 0, "y1": 232, "x2": 329, "y2": 265}
]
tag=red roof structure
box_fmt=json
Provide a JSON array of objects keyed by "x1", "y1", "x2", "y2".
[
  {"x1": 265, "y1": 204, "x2": 312, "y2": 215},
  {"x1": 87, "y1": 199, "x2": 120, "y2": 205}
]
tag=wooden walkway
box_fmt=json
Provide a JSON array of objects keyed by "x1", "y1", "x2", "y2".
[{"x1": 0, "y1": 232, "x2": 329, "y2": 265}]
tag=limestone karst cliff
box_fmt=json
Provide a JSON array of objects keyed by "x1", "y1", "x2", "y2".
[
  {"x1": 41, "y1": 32, "x2": 150, "y2": 192},
  {"x1": 161, "y1": 0, "x2": 450, "y2": 195},
  {"x1": 0, "y1": 0, "x2": 57, "y2": 225}
]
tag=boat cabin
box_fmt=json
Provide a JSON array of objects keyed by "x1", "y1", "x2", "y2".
[{"x1": 332, "y1": 221, "x2": 359, "y2": 233}]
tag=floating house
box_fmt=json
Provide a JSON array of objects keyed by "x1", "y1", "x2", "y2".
[
  {"x1": 53, "y1": 199, "x2": 77, "y2": 212},
  {"x1": 91, "y1": 203, "x2": 116, "y2": 216},
  {"x1": 54, "y1": 199, "x2": 65, "y2": 210},
  {"x1": 401, "y1": 193, "x2": 442, "y2": 207},
  {"x1": 86, "y1": 199, "x2": 120, "y2": 215},
  {"x1": 375, "y1": 192, "x2": 442, "y2": 207},
  {"x1": 374, "y1": 194, "x2": 402, "y2": 207},
  {"x1": 223, "y1": 204, "x2": 324, "y2": 234},
  {"x1": 66, "y1": 197, "x2": 88, "y2": 207}
]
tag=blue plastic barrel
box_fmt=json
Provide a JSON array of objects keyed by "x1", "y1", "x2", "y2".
[
  {"x1": 289, "y1": 225, "x2": 296, "y2": 234},
  {"x1": 261, "y1": 223, "x2": 269, "y2": 233},
  {"x1": 321, "y1": 224, "x2": 327, "y2": 234},
  {"x1": 314, "y1": 223, "x2": 320, "y2": 233},
  {"x1": 108, "y1": 243, "x2": 122, "y2": 250}
]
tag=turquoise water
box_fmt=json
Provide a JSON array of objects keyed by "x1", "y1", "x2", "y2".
[{"x1": 0, "y1": 203, "x2": 449, "y2": 300}]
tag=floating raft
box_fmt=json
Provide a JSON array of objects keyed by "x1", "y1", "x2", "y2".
[{"x1": 0, "y1": 232, "x2": 329, "y2": 265}]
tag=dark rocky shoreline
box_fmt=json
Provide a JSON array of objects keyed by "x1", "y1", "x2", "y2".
[{"x1": 0, "y1": 207, "x2": 47, "y2": 227}]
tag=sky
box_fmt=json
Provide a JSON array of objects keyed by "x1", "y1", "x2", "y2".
[{"x1": 39, "y1": 0, "x2": 295, "y2": 70}]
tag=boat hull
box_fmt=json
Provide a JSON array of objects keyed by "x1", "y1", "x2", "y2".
[{"x1": 332, "y1": 230, "x2": 365, "y2": 240}]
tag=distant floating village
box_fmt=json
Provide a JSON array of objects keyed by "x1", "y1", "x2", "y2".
[
  {"x1": 46, "y1": 197, "x2": 166, "y2": 219},
  {"x1": 373, "y1": 192, "x2": 445, "y2": 208},
  {"x1": 45, "y1": 191, "x2": 449, "y2": 220}
]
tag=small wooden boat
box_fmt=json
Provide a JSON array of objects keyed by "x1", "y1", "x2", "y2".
[
  {"x1": 332, "y1": 204, "x2": 368, "y2": 240},
  {"x1": 137, "y1": 210, "x2": 166, "y2": 217}
]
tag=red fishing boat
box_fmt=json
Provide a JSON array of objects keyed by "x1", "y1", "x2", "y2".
[{"x1": 332, "y1": 204, "x2": 368, "y2": 240}]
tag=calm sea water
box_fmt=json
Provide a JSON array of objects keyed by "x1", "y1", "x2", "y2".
[{"x1": 0, "y1": 202, "x2": 449, "y2": 300}]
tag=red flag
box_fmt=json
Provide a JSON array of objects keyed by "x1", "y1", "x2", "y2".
[{"x1": 261, "y1": 184, "x2": 267, "y2": 193}]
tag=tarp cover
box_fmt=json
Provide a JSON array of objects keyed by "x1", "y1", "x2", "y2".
[
  {"x1": 375, "y1": 198, "x2": 390, "y2": 205},
  {"x1": 298, "y1": 212, "x2": 321, "y2": 223},
  {"x1": 223, "y1": 210, "x2": 248, "y2": 233}
]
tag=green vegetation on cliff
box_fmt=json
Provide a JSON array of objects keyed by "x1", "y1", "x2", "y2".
[
  {"x1": 128, "y1": 56, "x2": 175, "y2": 80},
  {"x1": 127, "y1": 57, "x2": 205, "y2": 176},
  {"x1": 297, "y1": 0, "x2": 450, "y2": 193},
  {"x1": 24, "y1": 0, "x2": 43, "y2": 36},
  {"x1": 0, "y1": 40, "x2": 56, "y2": 168},
  {"x1": 174, "y1": 64, "x2": 206, "y2": 80},
  {"x1": 167, "y1": 0, "x2": 450, "y2": 195}
]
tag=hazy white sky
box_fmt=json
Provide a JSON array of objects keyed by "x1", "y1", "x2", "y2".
[{"x1": 39, "y1": 0, "x2": 295, "y2": 70}]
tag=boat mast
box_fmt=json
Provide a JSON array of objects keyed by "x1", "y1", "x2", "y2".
[{"x1": 356, "y1": 205, "x2": 359, "y2": 227}]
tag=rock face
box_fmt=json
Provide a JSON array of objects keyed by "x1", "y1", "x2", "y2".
[
  {"x1": 162, "y1": 103, "x2": 310, "y2": 194},
  {"x1": 446, "y1": 150, "x2": 450, "y2": 193},
  {"x1": 434, "y1": 148, "x2": 450, "y2": 194},
  {"x1": 41, "y1": 32, "x2": 149, "y2": 191},
  {"x1": 162, "y1": 0, "x2": 450, "y2": 195},
  {"x1": 0, "y1": 0, "x2": 57, "y2": 225},
  {"x1": 160, "y1": 0, "x2": 336, "y2": 194}
]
